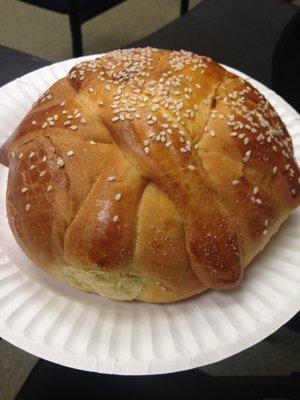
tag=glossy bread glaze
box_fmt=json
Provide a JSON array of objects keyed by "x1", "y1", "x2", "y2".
[{"x1": 1, "y1": 48, "x2": 299, "y2": 302}]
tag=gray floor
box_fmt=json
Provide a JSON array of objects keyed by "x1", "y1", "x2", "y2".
[
  {"x1": 0, "y1": 0, "x2": 300, "y2": 399},
  {"x1": 0, "y1": 340, "x2": 37, "y2": 400}
]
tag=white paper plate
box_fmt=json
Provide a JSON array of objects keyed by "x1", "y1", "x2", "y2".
[{"x1": 0, "y1": 55, "x2": 300, "y2": 375}]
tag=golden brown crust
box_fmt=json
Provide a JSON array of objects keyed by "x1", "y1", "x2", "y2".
[{"x1": 1, "y1": 48, "x2": 299, "y2": 303}]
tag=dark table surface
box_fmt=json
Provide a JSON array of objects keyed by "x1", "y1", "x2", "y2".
[{"x1": 0, "y1": 45, "x2": 49, "y2": 87}]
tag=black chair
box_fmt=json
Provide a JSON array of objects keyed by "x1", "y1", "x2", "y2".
[
  {"x1": 18, "y1": 0, "x2": 126, "y2": 57},
  {"x1": 18, "y1": 0, "x2": 191, "y2": 58}
]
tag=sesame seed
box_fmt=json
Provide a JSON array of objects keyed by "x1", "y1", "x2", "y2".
[
  {"x1": 60, "y1": 101, "x2": 66, "y2": 106},
  {"x1": 108, "y1": 176, "x2": 116, "y2": 182},
  {"x1": 70, "y1": 125, "x2": 78, "y2": 130},
  {"x1": 188, "y1": 165, "x2": 196, "y2": 171},
  {"x1": 42, "y1": 156, "x2": 47, "y2": 162},
  {"x1": 31, "y1": 120, "x2": 36, "y2": 125},
  {"x1": 210, "y1": 130, "x2": 216, "y2": 138},
  {"x1": 25, "y1": 204, "x2": 31, "y2": 212},
  {"x1": 89, "y1": 140, "x2": 96, "y2": 145},
  {"x1": 67, "y1": 115, "x2": 73, "y2": 119},
  {"x1": 230, "y1": 132, "x2": 238, "y2": 137},
  {"x1": 144, "y1": 146, "x2": 150, "y2": 154},
  {"x1": 186, "y1": 140, "x2": 192, "y2": 151},
  {"x1": 112, "y1": 215, "x2": 119, "y2": 222},
  {"x1": 29, "y1": 165, "x2": 35, "y2": 170},
  {"x1": 49, "y1": 121, "x2": 55, "y2": 126},
  {"x1": 253, "y1": 187, "x2": 259, "y2": 194},
  {"x1": 21, "y1": 187, "x2": 28, "y2": 194},
  {"x1": 272, "y1": 166, "x2": 278, "y2": 174},
  {"x1": 39, "y1": 171, "x2": 46, "y2": 177},
  {"x1": 256, "y1": 198, "x2": 262, "y2": 205},
  {"x1": 56, "y1": 157, "x2": 64, "y2": 167},
  {"x1": 19, "y1": 153, "x2": 23, "y2": 159},
  {"x1": 263, "y1": 230, "x2": 268, "y2": 236},
  {"x1": 244, "y1": 137, "x2": 249, "y2": 145},
  {"x1": 282, "y1": 150, "x2": 290, "y2": 159},
  {"x1": 232, "y1": 180, "x2": 240, "y2": 186},
  {"x1": 292, "y1": 189, "x2": 296, "y2": 195},
  {"x1": 80, "y1": 118, "x2": 86, "y2": 124},
  {"x1": 67, "y1": 150, "x2": 75, "y2": 157},
  {"x1": 64, "y1": 121, "x2": 71, "y2": 126},
  {"x1": 180, "y1": 148, "x2": 187, "y2": 154},
  {"x1": 88, "y1": 88, "x2": 94, "y2": 93},
  {"x1": 165, "y1": 141, "x2": 172, "y2": 148},
  {"x1": 29, "y1": 152, "x2": 35, "y2": 159},
  {"x1": 251, "y1": 196, "x2": 256, "y2": 204},
  {"x1": 98, "y1": 100, "x2": 104, "y2": 106},
  {"x1": 42, "y1": 122, "x2": 48, "y2": 129},
  {"x1": 112, "y1": 116, "x2": 119, "y2": 122},
  {"x1": 47, "y1": 185, "x2": 53, "y2": 192},
  {"x1": 264, "y1": 219, "x2": 269, "y2": 227},
  {"x1": 115, "y1": 193, "x2": 122, "y2": 201}
]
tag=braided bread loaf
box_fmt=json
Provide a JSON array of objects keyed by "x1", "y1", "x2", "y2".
[{"x1": 1, "y1": 48, "x2": 299, "y2": 303}]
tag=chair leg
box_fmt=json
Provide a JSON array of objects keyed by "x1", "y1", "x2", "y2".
[
  {"x1": 180, "y1": 0, "x2": 189, "y2": 15},
  {"x1": 67, "y1": 0, "x2": 83, "y2": 57}
]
